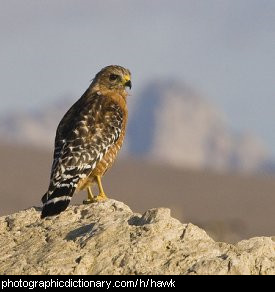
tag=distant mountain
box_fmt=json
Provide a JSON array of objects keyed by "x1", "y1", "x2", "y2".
[
  {"x1": 127, "y1": 81, "x2": 269, "y2": 172},
  {"x1": 0, "y1": 98, "x2": 73, "y2": 149},
  {"x1": 0, "y1": 81, "x2": 270, "y2": 172}
]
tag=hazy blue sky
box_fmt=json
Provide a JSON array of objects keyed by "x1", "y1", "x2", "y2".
[{"x1": 0, "y1": 0, "x2": 275, "y2": 154}]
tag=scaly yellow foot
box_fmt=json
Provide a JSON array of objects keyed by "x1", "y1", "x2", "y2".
[
  {"x1": 95, "y1": 192, "x2": 108, "y2": 202},
  {"x1": 94, "y1": 175, "x2": 108, "y2": 202},
  {"x1": 83, "y1": 186, "x2": 97, "y2": 204}
]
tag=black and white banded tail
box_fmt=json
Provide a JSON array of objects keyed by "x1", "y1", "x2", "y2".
[
  {"x1": 41, "y1": 164, "x2": 90, "y2": 218},
  {"x1": 41, "y1": 160, "x2": 94, "y2": 218},
  {"x1": 41, "y1": 184, "x2": 75, "y2": 219}
]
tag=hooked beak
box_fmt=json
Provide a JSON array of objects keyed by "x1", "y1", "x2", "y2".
[{"x1": 125, "y1": 79, "x2": 132, "y2": 89}]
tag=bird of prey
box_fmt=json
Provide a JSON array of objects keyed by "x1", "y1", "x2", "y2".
[{"x1": 41, "y1": 65, "x2": 132, "y2": 218}]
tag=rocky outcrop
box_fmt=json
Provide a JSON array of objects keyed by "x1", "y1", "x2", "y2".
[{"x1": 0, "y1": 200, "x2": 274, "y2": 275}]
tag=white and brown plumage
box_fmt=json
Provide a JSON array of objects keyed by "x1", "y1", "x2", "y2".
[{"x1": 41, "y1": 65, "x2": 131, "y2": 218}]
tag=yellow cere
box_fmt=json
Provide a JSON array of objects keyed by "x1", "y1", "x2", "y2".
[{"x1": 123, "y1": 75, "x2": 131, "y2": 82}]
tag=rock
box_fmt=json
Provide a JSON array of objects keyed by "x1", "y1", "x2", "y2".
[{"x1": 0, "y1": 199, "x2": 274, "y2": 275}]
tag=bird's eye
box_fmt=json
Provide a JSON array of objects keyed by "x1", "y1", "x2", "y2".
[{"x1": 109, "y1": 74, "x2": 119, "y2": 81}]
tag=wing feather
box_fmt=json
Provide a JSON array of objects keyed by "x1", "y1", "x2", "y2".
[{"x1": 41, "y1": 92, "x2": 124, "y2": 218}]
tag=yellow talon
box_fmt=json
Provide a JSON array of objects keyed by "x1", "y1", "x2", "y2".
[
  {"x1": 95, "y1": 176, "x2": 108, "y2": 201},
  {"x1": 83, "y1": 186, "x2": 97, "y2": 204},
  {"x1": 83, "y1": 177, "x2": 108, "y2": 204},
  {"x1": 95, "y1": 192, "x2": 108, "y2": 202}
]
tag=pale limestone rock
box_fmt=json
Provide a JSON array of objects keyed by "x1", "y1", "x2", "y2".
[{"x1": 0, "y1": 200, "x2": 274, "y2": 275}]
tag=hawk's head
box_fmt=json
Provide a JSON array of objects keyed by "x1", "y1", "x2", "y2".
[{"x1": 93, "y1": 65, "x2": 132, "y2": 93}]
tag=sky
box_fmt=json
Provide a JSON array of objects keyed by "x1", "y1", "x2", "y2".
[{"x1": 0, "y1": 0, "x2": 275, "y2": 155}]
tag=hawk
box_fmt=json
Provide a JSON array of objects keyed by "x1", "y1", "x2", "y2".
[{"x1": 41, "y1": 65, "x2": 132, "y2": 218}]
